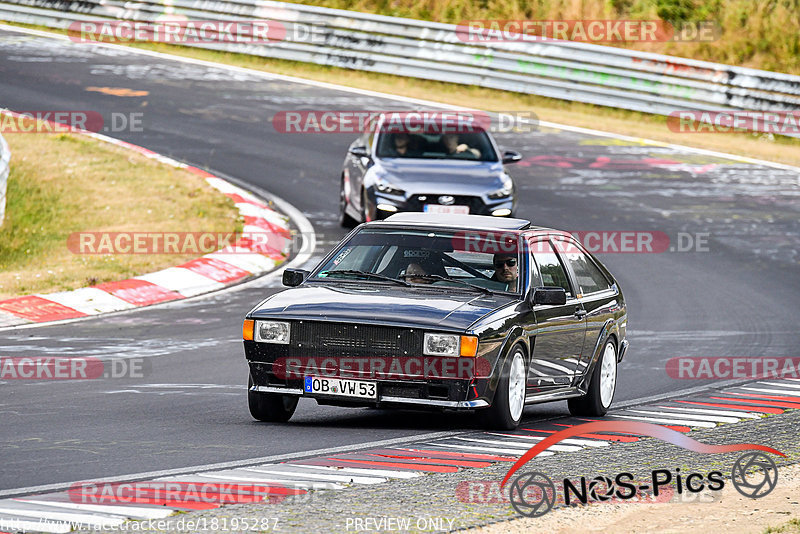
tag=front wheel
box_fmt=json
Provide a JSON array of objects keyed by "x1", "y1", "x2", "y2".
[
  {"x1": 339, "y1": 177, "x2": 357, "y2": 228},
  {"x1": 481, "y1": 346, "x2": 527, "y2": 430},
  {"x1": 568, "y1": 338, "x2": 617, "y2": 417},
  {"x1": 248, "y1": 375, "x2": 298, "y2": 422}
]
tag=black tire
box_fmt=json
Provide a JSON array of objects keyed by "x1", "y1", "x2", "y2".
[
  {"x1": 568, "y1": 338, "x2": 617, "y2": 417},
  {"x1": 361, "y1": 188, "x2": 370, "y2": 223},
  {"x1": 480, "y1": 346, "x2": 527, "y2": 430},
  {"x1": 248, "y1": 375, "x2": 298, "y2": 423},
  {"x1": 338, "y1": 177, "x2": 357, "y2": 228}
]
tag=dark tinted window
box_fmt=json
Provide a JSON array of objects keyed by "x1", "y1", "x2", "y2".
[
  {"x1": 555, "y1": 240, "x2": 611, "y2": 295},
  {"x1": 531, "y1": 240, "x2": 572, "y2": 297}
]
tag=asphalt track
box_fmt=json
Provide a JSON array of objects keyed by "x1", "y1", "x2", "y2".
[{"x1": 1, "y1": 27, "x2": 799, "y2": 492}]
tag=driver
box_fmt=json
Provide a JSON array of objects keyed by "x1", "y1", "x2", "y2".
[
  {"x1": 491, "y1": 253, "x2": 518, "y2": 291},
  {"x1": 441, "y1": 133, "x2": 481, "y2": 158},
  {"x1": 405, "y1": 262, "x2": 433, "y2": 284}
]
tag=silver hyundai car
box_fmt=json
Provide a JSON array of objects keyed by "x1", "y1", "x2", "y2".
[{"x1": 339, "y1": 112, "x2": 522, "y2": 226}]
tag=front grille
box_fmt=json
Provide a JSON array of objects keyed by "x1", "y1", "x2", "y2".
[{"x1": 288, "y1": 321, "x2": 422, "y2": 358}]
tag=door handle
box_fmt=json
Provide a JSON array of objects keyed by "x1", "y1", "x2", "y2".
[{"x1": 574, "y1": 308, "x2": 587, "y2": 318}]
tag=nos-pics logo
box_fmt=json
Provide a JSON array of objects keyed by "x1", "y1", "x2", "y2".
[{"x1": 500, "y1": 421, "x2": 783, "y2": 517}]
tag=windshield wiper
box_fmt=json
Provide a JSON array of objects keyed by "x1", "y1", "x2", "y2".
[
  {"x1": 402, "y1": 274, "x2": 494, "y2": 295},
  {"x1": 320, "y1": 270, "x2": 410, "y2": 286}
]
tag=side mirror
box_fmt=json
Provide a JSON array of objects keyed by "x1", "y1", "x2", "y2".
[
  {"x1": 502, "y1": 150, "x2": 522, "y2": 164},
  {"x1": 530, "y1": 286, "x2": 567, "y2": 306},
  {"x1": 349, "y1": 146, "x2": 370, "y2": 158},
  {"x1": 282, "y1": 268, "x2": 309, "y2": 287}
]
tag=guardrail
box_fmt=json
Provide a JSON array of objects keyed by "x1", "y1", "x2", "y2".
[
  {"x1": 0, "y1": 132, "x2": 9, "y2": 226},
  {"x1": 1, "y1": 0, "x2": 799, "y2": 135}
]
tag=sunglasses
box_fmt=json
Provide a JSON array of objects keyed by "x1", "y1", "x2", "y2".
[{"x1": 493, "y1": 258, "x2": 517, "y2": 268}]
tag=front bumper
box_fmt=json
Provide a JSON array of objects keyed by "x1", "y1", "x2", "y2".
[
  {"x1": 369, "y1": 190, "x2": 515, "y2": 219},
  {"x1": 250, "y1": 384, "x2": 489, "y2": 408}
]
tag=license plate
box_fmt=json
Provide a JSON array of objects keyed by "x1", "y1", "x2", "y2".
[
  {"x1": 304, "y1": 376, "x2": 377, "y2": 399},
  {"x1": 424, "y1": 204, "x2": 469, "y2": 214}
]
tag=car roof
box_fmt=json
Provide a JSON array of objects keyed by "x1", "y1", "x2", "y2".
[{"x1": 377, "y1": 213, "x2": 532, "y2": 231}]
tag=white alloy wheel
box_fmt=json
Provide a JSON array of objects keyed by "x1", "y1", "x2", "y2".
[
  {"x1": 599, "y1": 341, "x2": 617, "y2": 408},
  {"x1": 508, "y1": 351, "x2": 526, "y2": 421}
]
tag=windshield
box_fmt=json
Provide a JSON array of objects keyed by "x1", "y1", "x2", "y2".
[
  {"x1": 314, "y1": 228, "x2": 521, "y2": 294},
  {"x1": 375, "y1": 130, "x2": 499, "y2": 162}
]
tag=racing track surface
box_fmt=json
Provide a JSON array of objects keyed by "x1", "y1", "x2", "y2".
[{"x1": 1, "y1": 28, "x2": 799, "y2": 492}]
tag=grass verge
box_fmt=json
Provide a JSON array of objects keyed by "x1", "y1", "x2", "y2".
[
  {"x1": 0, "y1": 130, "x2": 241, "y2": 299},
  {"x1": 5, "y1": 21, "x2": 799, "y2": 168}
]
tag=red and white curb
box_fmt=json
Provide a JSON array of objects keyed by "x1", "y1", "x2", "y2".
[
  {"x1": 0, "y1": 379, "x2": 797, "y2": 533},
  {"x1": 0, "y1": 111, "x2": 292, "y2": 328}
]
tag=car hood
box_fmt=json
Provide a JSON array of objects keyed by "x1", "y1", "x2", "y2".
[
  {"x1": 249, "y1": 283, "x2": 516, "y2": 331},
  {"x1": 375, "y1": 159, "x2": 506, "y2": 195}
]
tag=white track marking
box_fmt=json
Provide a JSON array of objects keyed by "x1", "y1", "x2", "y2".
[
  {"x1": 285, "y1": 464, "x2": 421, "y2": 479},
  {"x1": 135, "y1": 267, "x2": 224, "y2": 297},
  {"x1": 487, "y1": 433, "x2": 609, "y2": 447},
  {"x1": 242, "y1": 467, "x2": 386, "y2": 484},
  {"x1": 655, "y1": 406, "x2": 761, "y2": 419},
  {"x1": 425, "y1": 442, "x2": 549, "y2": 457},
  {"x1": 623, "y1": 409, "x2": 739, "y2": 424},
  {"x1": 40, "y1": 288, "x2": 135, "y2": 315},
  {"x1": 734, "y1": 387, "x2": 800, "y2": 397},
  {"x1": 757, "y1": 381, "x2": 800, "y2": 389},
  {"x1": 451, "y1": 437, "x2": 582, "y2": 452},
  {"x1": 611, "y1": 414, "x2": 716, "y2": 428},
  {"x1": 186, "y1": 472, "x2": 346, "y2": 490}
]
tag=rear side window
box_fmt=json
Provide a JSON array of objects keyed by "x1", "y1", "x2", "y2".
[
  {"x1": 531, "y1": 240, "x2": 573, "y2": 297},
  {"x1": 556, "y1": 240, "x2": 611, "y2": 295}
]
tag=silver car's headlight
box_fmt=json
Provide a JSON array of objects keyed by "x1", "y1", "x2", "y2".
[
  {"x1": 255, "y1": 320, "x2": 290, "y2": 344},
  {"x1": 488, "y1": 174, "x2": 514, "y2": 199},
  {"x1": 424, "y1": 333, "x2": 459, "y2": 356},
  {"x1": 375, "y1": 176, "x2": 404, "y2": 195}
]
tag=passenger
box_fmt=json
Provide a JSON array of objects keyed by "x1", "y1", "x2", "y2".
[{"x1": 386, "y1": 132, "x2": 423, "y2": 157}]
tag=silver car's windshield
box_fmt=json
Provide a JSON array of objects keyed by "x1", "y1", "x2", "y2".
[
  {"x1": 375, "y1": 131, "x2": 499, "y2": 162},
  {"x1": 314, "y1": 227, "x2": 521, "y2": 294}
]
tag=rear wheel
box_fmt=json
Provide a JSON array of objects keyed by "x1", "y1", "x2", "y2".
[
  {"x1": 568, "y1": 338, "x2": 617, "y2": 417},
  {"x1": 481, "y1": 346, "x2": 527, "y2": 430},
  {"x1": 248, "y1": 375, "x2": 298, "y2": 422}
]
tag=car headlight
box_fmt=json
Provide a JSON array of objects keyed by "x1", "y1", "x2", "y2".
[
  {"x1": 375, "y1": 176, "x2": 405, "y2": 195},
  {"x1": 423, "y1": 333, "x2": 479, "y2": 357},
  {"x1": 424, "y1": 333, "x2": 459, "y2": 356},
  {"x1": 488, "y1": 174, "x2": 514, "y2": 199},
  {"x1": 255, "y1": 320, "x2": 290, "y2": 344}
]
